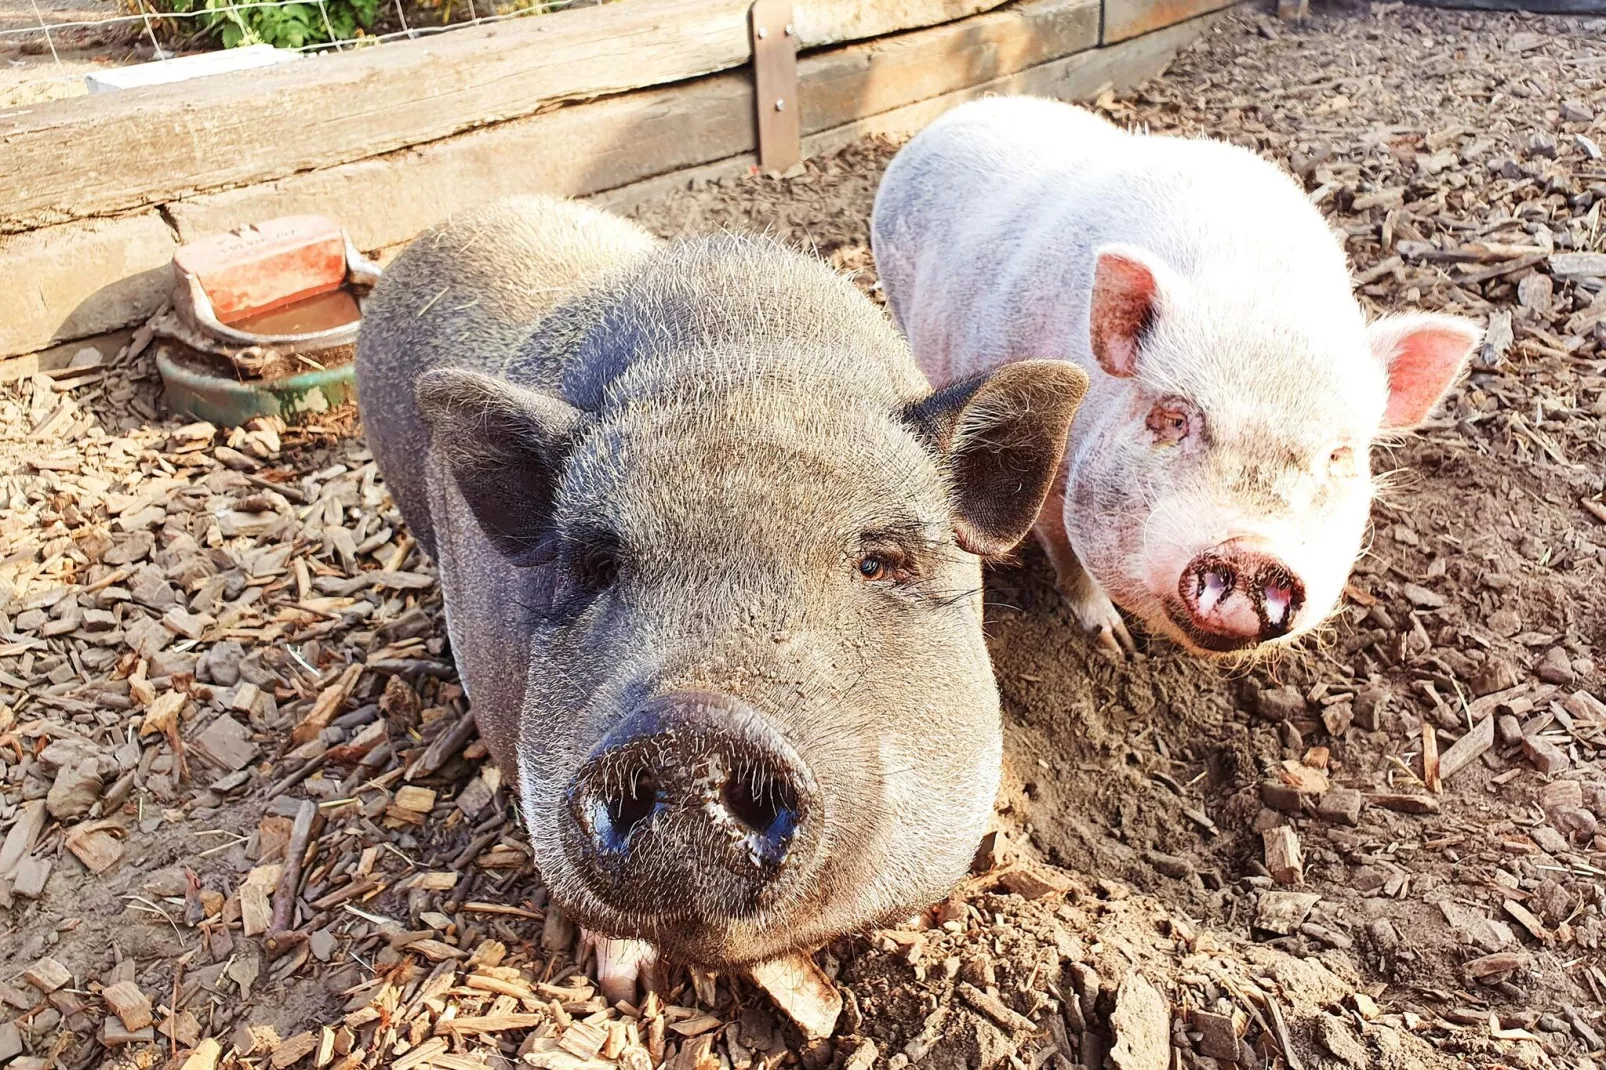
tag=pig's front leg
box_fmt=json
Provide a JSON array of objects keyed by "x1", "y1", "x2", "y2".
[{"x1": 1033, "y1": 480, "x2": 1136, "y2": 658}]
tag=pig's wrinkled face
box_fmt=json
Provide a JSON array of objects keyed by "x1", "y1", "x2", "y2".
[
  {"x1": 1066, "y1": 246, "x2": 1480, "y2": 655},
  {"x1": 411, "y1": 234, "x2": 1083, "y2": 970},
  {"x1": 447, "y1": 351, "x2": 1083, "y2": 967},
  {"x1": 1066, "y1": 343, "x2": 1381, "y2": 653},
  {"x1": 521, "y1": 375, "x2": 993, "y2": 964}
]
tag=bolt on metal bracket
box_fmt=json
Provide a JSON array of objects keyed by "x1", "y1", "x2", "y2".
[{"x1": 749, "y1": 0, "x2": 800, "y2": 174}]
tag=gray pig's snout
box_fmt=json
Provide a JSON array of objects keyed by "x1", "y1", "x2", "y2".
[
  {"x1": 1176, "y1": 542, "x2": 1306, "y2": 651},
  {"x1": 565, "y1": 692, "x2": 818, "y2": 919}
]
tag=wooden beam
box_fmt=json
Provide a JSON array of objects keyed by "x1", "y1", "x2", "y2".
[
  {"x1": 163, "y1": 70, "x2": 760, "y2": 251},
  {"x1": 802, "y1": 0, "x2": 1099, "y2": 128},
  {"x1": 799, "y1": 12, "x2": 1213, "y2": 156},
  {"x1": 0, "y1": 0, "x2": 1011, "y2": 233},
  {"x1": 1103, "y1": 0, "x2": 1235, "y2": 44},
  {"x1": 0, "y1": 213, "x2": 177, "y2": 358},
  {"x1": 165, "y1": 0, "x2": 1098, "y2": 250},
  {"x1": 594, "y1": 11, "x2": 1213, "y2": 210}
]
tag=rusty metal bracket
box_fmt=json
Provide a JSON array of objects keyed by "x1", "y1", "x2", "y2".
[{"x1": 749, "y1": 0, "x2": 800, "y2": 174}]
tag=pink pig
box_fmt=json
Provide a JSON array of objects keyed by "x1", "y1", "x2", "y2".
[{"x1": 872, "y1": 96, "x2": 1481, "y2": 655}]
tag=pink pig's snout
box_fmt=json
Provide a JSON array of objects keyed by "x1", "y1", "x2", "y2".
[{"x1": 1172, "y1": 538, "x2": 1306, "y2": 652}]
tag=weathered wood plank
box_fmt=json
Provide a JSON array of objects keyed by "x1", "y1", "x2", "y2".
[
  {"x1": 0, "y1": 330, "x2": 133, "y2": 383},
  {"x1": 1103, "y1": 0, "x2": 1235, "y2": 44},
  {"x1": 802, "y1": 0, "x2": 1099, "y2": 127},
  {"x1": 0, "y1": 213, "x2": 176, "y2": 357},
  {"x1": 166, "y1": 0, "x2": 1098, "y2": 249},
  {"x1": 793, "y1": 0, "x2": 1013, "y2": 42},
  {"x1": 594, "y1": 14, "x2": 1208, "y2": 211},
  {"x1": 163, "y1": 73, "x2": 756, "y2": 251},
  {"x1": 800, "y1": 12, "x2": 1215, "y2": 154},
  {"x1": 0, "y1": 0, "x2": 1010, "y2": 233}
]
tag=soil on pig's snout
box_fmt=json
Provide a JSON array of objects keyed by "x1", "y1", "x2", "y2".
[{"x1": 3, "y1": 6, "x2": 1606, "y2": 1070}]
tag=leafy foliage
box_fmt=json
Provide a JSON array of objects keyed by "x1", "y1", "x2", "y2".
[{"x1": 159, "y1": 0, "x2": 379, "y2": 49}]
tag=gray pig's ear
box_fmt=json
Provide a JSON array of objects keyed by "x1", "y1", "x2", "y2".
[
  {"x1": 906, "y1": 360, "x2": 1089, "y2": 556},
  {"x1": 415, "y1": 367, "x2": 583, "y2": 564}
]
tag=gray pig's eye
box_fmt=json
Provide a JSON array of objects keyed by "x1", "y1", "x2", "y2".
[
  {"x1": 858, "y1": 556, "x2": 889, "y2": 581},
  {"x1": 856, "y1": 552, "x2": 915, "y2": 583},
  {"x1": 854, "y1": 535, "x2": 921, "y2": 585},
  {"x1": 574, "y1": 542, "x2": 622, "y2": 592}
]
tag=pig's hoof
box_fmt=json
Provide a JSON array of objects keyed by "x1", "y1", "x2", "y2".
[
  {"x1": 583, "y1": 930, "x2": 658, "y2": 1005},
  {"x1": 1071, "y1": 596, "x2": 1137, "y2": 659}
]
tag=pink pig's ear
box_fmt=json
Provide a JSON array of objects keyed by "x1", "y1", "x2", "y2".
[
  {"x1": 1366, "y1": 313, "x2": 1481, "y2": 430},
  {"x1": 1089, "y1": 245, "x2": 1171, "y2": 378}
]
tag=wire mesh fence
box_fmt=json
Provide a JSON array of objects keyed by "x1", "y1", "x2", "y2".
[{"x1": 0, "y1": 0, "x2": 594, "y2": 109}]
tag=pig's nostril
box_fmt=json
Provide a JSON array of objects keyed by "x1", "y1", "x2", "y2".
[
  {"x1": 598, "y1": 769, "x2": 659, "y2": 850},
  {"x1": 1263, "y1": 580, "x2": 1293, "y2": 625},
  {"x1": 1195, "y1": 564, "x2": 1235, "y2": 612},
  {"x1": 1254, "y1": 566, "x2": 1304, "y2": 633},
  {"x1": 721, "y1": 765, "x2": 800, "y2": 864},
  {"x1": 722, "y1": 768, "x2": 789, "y2": 832}
]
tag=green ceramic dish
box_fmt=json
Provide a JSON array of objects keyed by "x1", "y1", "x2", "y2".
[{"x1": 157, "y1": 347, "x2": 356, "y2": 427}]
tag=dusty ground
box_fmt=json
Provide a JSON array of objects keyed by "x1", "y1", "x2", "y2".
[
  {"x1": 3, "y1": 4, "x2": 1606, "y2": 1070},
  {"x1": 0, "y1": 0, "x2": 145, "y2": 108}
]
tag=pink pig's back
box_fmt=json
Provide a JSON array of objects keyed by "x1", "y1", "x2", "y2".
[{"x1": 870, "y1": 96, "x2": 1359, "y2": 389}]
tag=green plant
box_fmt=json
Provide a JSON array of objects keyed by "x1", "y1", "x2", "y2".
[{"x1": 160, "y1": 0, "x2": 379, "y2": 49}]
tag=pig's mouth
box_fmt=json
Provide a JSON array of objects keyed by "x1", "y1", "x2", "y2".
[{"x1": 1163, "y1": 608, "x2": 1263, "y2": 653}]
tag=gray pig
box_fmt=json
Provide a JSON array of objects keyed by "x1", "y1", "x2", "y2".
[
  {"x1": 355, "y1": 196, "x2": 1085, "y2": 988},
  {"x1": 873, "y1": 97, "x2": 1481, "y2": 656}
]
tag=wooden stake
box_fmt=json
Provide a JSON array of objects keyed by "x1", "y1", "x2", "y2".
[
  {"x1": 1422, "y1": 721, "x2": 1442, "y2": 794},
  {"x1": 1262, "y1": 827, "x2": 1304, "y2": 886},
  {"x1": 266, "y1": 799, "x2": 318, "y2": 957}
]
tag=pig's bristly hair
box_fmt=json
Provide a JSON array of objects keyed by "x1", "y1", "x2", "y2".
[
  {"x1": 1367, "y1": 439, "x2": 1417, "y2": 506},
  {"x1": 947, "y1": 373, "x2": 1082, "y2": 455}
]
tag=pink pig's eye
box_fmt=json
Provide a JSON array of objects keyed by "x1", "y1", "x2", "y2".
[
  {"x1": 1145, "y1": 398, "x2": 1196, "y2": 446},
  {"x1": 1329, "y1": 445, "x2": 1357, "y2": 477}
]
